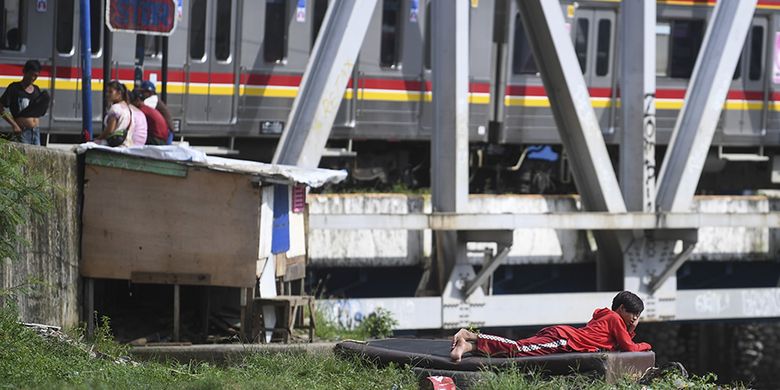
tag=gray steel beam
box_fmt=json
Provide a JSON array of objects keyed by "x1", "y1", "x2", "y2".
[
  {"x1": 309, "y1": 211, "x2": 780, "y2": 230},
  {"x1": 656, "y1": 0, "x2": 757, "y2": 212},
  {"x1": 465, "y1": 246, "x2": 510, "y2": 297},
  {"x1": 272, "y1": 0, "x2": 378, "y2": 168},
  {"x1": 431, "y1": 0, "x2": 470, "y2": 213},
  {"x1": 619, "y1": 0, "x2": 656, "y2": 212},
  {"x1": 515, "y1": 0, "x2": 626, "y2": 290},
  {"x1": 424, "y1": 0, "x2": 471, "y2": 295},
  {"x1": 515, "y1": 0, "x2": 625, "y2": 213}
]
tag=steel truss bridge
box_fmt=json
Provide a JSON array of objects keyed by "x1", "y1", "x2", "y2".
[{"x1": 272, "y1": 0, "x2": 780, "y2": 329}]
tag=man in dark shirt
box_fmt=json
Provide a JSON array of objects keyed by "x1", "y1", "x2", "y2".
[
  {"x1": 138, "y1": 80, "x2": 174, "y2": 144},
  {"x1": 0, "y1": 60, "x2": 43, "y2": 145},
  {"x1": 131, "y1": 90, "x2": 169, "y2": 145}
]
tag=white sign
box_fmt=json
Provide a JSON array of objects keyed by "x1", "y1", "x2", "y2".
[
  {"x1": 36, "y1": 0, "x2": 47, "y2": 13},
  {"x1": 296, "y1": 0, "x2": 306, "y2": 22}
]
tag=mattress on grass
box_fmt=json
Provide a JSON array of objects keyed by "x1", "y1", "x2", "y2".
[{"x1": 335, "y1": 338, "x2": 655, "y2": 379}]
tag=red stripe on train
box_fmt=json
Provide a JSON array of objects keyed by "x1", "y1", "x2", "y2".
[
  {"x1": 508, "y1": 85, "x2": 772, "y2": 101},
  {"x1": 0, "y1": 64, "x2": 492, "y2": 93}
]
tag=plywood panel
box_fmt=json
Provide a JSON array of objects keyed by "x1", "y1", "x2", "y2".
[{"x1": 81, "y1": 161, "x2": 261, "y2": 287}]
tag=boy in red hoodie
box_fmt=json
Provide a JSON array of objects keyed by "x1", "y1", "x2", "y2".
[{"x1": 449, "y1": 291, "x2": 652, "y2": 362}]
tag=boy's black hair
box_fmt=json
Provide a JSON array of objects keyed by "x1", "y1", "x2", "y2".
[
  {"x1": 23, "y1": 60, "x2": 41, "y2": 74},
  {"x1": 612, "y1": 291, "x2": 644, "y2": 313}
]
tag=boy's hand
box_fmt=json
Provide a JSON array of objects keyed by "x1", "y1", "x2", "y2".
[{"x1": 629, "y1": 317, "x2": 639, "y2": 333}]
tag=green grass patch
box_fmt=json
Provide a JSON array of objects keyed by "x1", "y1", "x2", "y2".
[{"x1": 0, "y1": 303, "x2": 747, "y2": 389}]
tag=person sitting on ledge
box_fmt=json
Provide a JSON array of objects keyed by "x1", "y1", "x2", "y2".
[{"x1": 450, "y1": 290, "x2": 652, "y2": 362}]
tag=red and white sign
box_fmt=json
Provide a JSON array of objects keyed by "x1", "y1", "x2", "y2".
[{"x1": 424, "y1": 376, "x2": 456, "y2": 390}]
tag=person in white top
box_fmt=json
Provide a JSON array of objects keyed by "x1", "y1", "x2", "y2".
[{"x1": 96, "y1": 80, "x2": 135, "y2": 147}]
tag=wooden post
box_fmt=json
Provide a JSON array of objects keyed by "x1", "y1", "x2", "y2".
[
  {"x1": 85, "y1": 278, "x2": 94, "y2": 339},
  {"x1": 173, "y1": 284, "x2": 180, "y2": 341}
]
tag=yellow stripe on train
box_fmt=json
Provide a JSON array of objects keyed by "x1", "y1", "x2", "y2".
[{"x1": 506, "y1": 96, "x2": 772, "y2": 111}]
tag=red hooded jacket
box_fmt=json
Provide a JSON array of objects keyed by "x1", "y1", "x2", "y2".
[{"x1": 547, "y1": 308, "x2": 652, "y2": 352}]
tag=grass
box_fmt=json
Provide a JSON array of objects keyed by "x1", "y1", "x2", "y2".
[{"x1": 0, "y1": 303, "x2": 745, "y2": 390}]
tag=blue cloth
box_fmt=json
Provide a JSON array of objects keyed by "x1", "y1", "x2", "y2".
[
  {"x1": 526, "y1": 145, "x2": 558, "y2": 162},
  {"x1": 166, "y1": 129, "x2": 174, "y2": 145},
  {"x1": 19, "y1": 127, "x2": 40, "y2": 145},
  {"x1": 271, "y1": 184, "x2": 290, "y2": 254}
]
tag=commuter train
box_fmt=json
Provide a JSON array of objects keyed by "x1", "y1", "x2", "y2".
[{"x1": 2, "y1": 0, "x2": 779, "y2": 192}]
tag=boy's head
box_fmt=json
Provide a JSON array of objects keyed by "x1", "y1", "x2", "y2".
[
  {"x1": 22, "y1": 60, "x2": 40, "y2": 86},
  {"x1": 612, "y1": 291, "x2": 644, "y2": 328}
]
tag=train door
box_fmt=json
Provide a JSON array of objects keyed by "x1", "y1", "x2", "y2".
[
  {"x1": 722, "y1": 18, "x2": 768, "y2": 139},
  {"x1": 769, "y1": 15, "x2": 780, "y2": 142},
  {"x1": 51, "y1": 0, "x2": 103, "y2": 128},
  {"x1": 570, "y1": 7, "x2": 617, "y2": 134},
  {"x1": 185, "y1": 0, "x2": 238, "y2": 125}
]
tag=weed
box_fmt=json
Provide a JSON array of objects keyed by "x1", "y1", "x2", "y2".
[{"x1": 359, "y1": 307, "x2": 398, "y2": 339}]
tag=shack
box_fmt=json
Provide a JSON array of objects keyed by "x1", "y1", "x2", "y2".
[{"x1": 76, "y1": 144, "x2": 345, "y2": 343}]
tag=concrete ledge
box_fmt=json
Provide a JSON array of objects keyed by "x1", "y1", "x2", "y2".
[{"x1": 130, "y1": 343, "x2": 337, "y2": 364}]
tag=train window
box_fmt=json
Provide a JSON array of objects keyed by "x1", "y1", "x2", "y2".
[
  {"x1": 264, "y1": 0, "x2": 288, "y2": 63},
  {"x1": 656, "y1": 23, "x2": 670, "y2": 76},
  {"x1": 595, "y1": 19, "x2": 611, "y2": 76},
  {"x1": 90, "y1": 0, "x2": 101, "y2": 54},
  {"x1": 749, "y1": 25, "x2": 764, "y2": 81},
  {"x1": 136, "y1": 35, "x2": 163, "y2": 60},
  {"x1": 56, "y1": 0, "x2": 75, "y2": 55},
  {"x1": 380, "y1": 0, "x2": 402, "y2": 68},
  {"x1": 190, "y1": 0, "x2": 207, "y2": 61},
  {"x1": 512, "y1": 13, "x2": 537, "y2": 75},
  {"x1": 0, "y1": 0, "x2": 22, "y2": 51},
  {"x1": 668, "y1": 19, "x2": 704, "y2": 78},
  {"x1": 312, "y1": 0, "x2": 328, "y2": 49},
  {"x1": 215, "y1": 0, "x2": 232, "y2": 61},
  {"x1": 574, "y1": 18, "x2": 588, "y2": 73}
]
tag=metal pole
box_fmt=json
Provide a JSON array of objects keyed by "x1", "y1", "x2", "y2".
[
  {"x1": 80, "y1": 0, "x2": 92, "y2": 140},
  {"x1": 161, "y1": 36, "x2": 169, "y2": 102},
  {"x1": 102, "y1": 22, "x2": 112, "y2": 122}
]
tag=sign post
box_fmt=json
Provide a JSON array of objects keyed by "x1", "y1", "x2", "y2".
[{"x1": 105, "y1": 0, "x2": 178, "y2": 112}]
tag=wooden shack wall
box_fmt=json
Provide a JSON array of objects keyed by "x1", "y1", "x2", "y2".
[{"x1": 81, "y1": 161, "x2": 261, "y2": 287}]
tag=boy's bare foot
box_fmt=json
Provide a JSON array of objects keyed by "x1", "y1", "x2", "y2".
[
  {"x1": 450, "y1": 338, "x2": 474, "y2": 362},
  {"x1": 451, "y1": 328, "x2": 477, "y2": 349}
]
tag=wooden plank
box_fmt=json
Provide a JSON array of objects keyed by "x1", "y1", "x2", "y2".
[
  {"x1": 131, "y1": 271, "x2": 211, "y2": 285},
  {"x1": 275, "y1": 253, "x2": 286, "y2": 277},
  {"x1": 283, "y1": 255, "x2": 306, "y2": 282},
  {"x1": 81, "y1": 164, "x2": 261, "y2": 287},
  {"x1": 85, "y1": 151, "x2": 188, "y2": 177}
]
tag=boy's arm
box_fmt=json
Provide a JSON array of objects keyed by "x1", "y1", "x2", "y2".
[
  {"x1": 610, "y1": 315, "x2": 652, "y2": 352},
  {"x1": 155, "y1": 100, "x2": 174, "y2": 130},
  {"x1": 0, "y1": 106, "x2": 21, "y2": 132},
  {"x1": 0, "y1": 88, "x2": 20, "y2": 132}
]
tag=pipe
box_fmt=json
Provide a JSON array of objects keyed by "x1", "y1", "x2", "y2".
[{"x1": 79, "y1": 0, "x2": 92, "y2": 140}]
